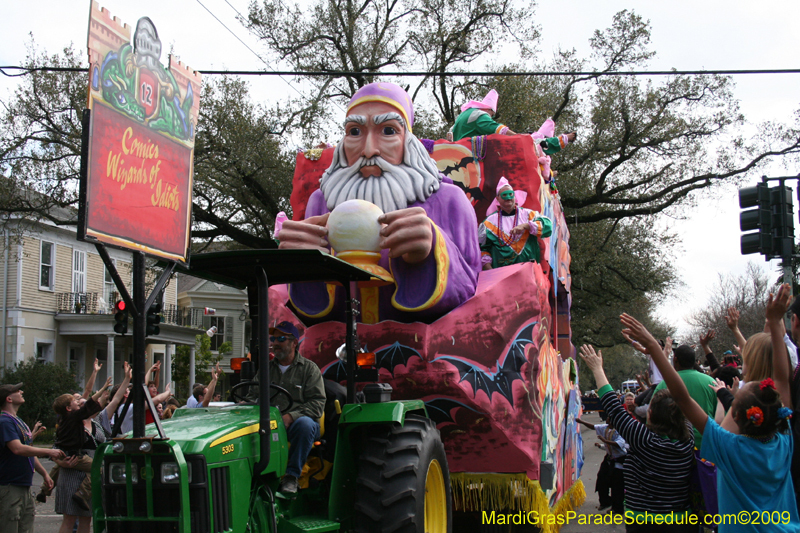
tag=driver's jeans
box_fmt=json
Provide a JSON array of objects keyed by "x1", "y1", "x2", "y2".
[{"x1": 286, "y1": 416, "x2": 321, "y2": 479}]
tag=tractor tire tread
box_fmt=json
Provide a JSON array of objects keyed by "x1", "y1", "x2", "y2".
[{"x1": 353, "y1": 415, "x2": 452, "y2": 533}]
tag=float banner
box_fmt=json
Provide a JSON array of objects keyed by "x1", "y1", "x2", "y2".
[
  {"x1": 85, "y1": 101, "x2": 193, "y2": 261},
  {"x1": 83, "y1": 1, "x2": 200, "y2": 262}
]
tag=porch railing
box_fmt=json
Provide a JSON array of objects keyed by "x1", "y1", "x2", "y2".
[{"x1": 56, "y1": 294, "x2": 204, "y2": 328}]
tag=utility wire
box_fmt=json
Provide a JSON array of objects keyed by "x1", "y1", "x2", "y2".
[
  {"x1": 193, "y1": 0, "x2": 303, "y2": 97},
  {"x1": 195, "y1": 0, "x2": 345, "y2": 114},
  {"x1": 3, "y1": 66, "x2": 800, "y2": 77}
]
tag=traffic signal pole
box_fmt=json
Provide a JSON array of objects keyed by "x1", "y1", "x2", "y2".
[
  {"x1": 96, "y1": 245, "x2": 175, "y2": 438},
  {"x1": 739, "y1": 174, "x2": 799, "y2": 288},
  {"x1": 132, "y1": 253, "x2": 146, "y2": 437}
]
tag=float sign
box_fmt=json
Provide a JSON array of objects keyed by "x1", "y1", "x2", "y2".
[{"x1": 80, "y1": 1, "x2": 200, "y2": 263}]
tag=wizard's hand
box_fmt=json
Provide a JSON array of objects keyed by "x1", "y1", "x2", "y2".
[
  {"x1": 278, "y1": 213, "x2": 330, "y2": 254},
  {"x1": 378, "y1": 207, "x2": 433, "y2": 264}
]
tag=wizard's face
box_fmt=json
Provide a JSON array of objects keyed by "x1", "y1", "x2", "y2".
[{"x1": 342, "y1": 101, "x2": 406, "y2": 177}]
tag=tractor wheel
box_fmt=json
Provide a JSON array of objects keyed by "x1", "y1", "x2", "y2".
[{"x1": 354, "y1": 414, "x2": 452, "y2": 533}]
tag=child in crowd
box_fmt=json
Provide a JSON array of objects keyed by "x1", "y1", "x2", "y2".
[
  {"x1": 580, "y1": 344, "x2": 696, "y2": 532},
  {"x1": 577, "y1": 417, "x2": 627, "y2": 514},
  {"x1": 619, "y1": 283, "x2": 799, "y2": 532}
]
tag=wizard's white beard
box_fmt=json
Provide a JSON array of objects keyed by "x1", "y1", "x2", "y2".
[{"x1": 319, "y1": 134, "x2": 442, "y2": 213}]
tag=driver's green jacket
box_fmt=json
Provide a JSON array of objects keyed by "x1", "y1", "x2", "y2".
[{"x1": 249, "y1": 352, "x2": 326, "y2": 423}]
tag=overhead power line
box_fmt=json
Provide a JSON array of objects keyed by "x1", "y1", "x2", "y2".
[{"x1": 3, "y1": 66, "x2": 800, "y2": 77}]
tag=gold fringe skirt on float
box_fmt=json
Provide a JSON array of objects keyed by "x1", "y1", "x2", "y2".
[{"x1": 450, "y1": 473, "x2": 586, "y2": 533}]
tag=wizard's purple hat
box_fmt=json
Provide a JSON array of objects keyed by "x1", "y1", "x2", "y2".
[{"x1": 347, "y1": 83, "x2": 414, "y2": 133}]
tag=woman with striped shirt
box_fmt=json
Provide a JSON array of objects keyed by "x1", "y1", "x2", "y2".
[{"x1": 580, "y1": 343, "x2": 696, "y2": 532}]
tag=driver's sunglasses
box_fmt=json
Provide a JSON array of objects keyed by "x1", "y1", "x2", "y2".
[{"x1": 269, "y1": 335, "x2": 289, "y2": 343}]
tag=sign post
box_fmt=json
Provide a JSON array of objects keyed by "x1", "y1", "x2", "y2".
[{"x1": 78, "y1": 1, "x2": 200, "y2": 438}]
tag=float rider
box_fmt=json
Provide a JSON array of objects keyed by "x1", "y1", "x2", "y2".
[{"x1": 479, "y1": 177, "x2": 553, "y2": 270}]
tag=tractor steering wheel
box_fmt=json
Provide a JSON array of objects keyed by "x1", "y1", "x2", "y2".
[{"x1": 230, "y1": 381, "x2": 294, "y2": 413}]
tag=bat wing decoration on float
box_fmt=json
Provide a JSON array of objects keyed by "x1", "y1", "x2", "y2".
[
  {"x1": 433, "y1": 322, "x2": 535, "y2": 407},
  {"x1": 423, "y1": 397, "x2": 485, "y2": 427},
  {"x1": 322, "y1": 341, "x2": 422, "y2": 381}
]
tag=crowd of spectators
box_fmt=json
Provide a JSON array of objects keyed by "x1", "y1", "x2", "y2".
[
  {"x1": 1, "y1": 357, "x2": 224, "y2": 533},
  {"x1": 579, "y1": 285, "x2": 800, "y2": 532}
]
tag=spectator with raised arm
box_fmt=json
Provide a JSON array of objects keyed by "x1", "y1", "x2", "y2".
[
  {"x1": 80, "y1": 359, "x2": 103, "y2": 400},
  {"x1": 201, "y1": 364, "x2": 222, "y2": 408},
  {"x1": 579, "y1": 343, "x2": 695, "y2": 532},
  {"x1": 649, "y1": 342, "x2": 721, "y2": 450},
  {"x1": 145, "y1": 360, "x2": 161, "y2": 398},
  {"x1": 724, "y1": 307, "x2": 747, "y2": 350},
  {"x1": 699, "y1": 329, "x2": 723, "y2": 376},
  {"x1": 621, "y1": 283, "x2": 799, "y2": 533}
]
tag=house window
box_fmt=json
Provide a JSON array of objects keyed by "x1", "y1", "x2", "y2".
[
  {"x1": 73, "y1": 250, "x2": 86, "y2": 294},
  {"x1": 36, "y1": 343, "x2": 53, "y2": 363},
  {"x1": 39, "y1": 241, "x2": 54, "y2": 290},
  {"x1": 68, "y1": 345, "x2": 85, "y2": 381},
  {"x1": 104, "y1": 260, "x2": 117, "y2": 310},
  {"x1": 203, "y1": 316, "x2": 232, "y2": 352}
]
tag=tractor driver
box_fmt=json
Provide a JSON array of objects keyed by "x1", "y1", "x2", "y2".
[{"x1": 247, "y1": 321, "x2": 325, "y2": 494}]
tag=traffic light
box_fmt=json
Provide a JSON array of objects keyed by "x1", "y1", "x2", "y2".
[
  {"x1": 739, "y1": 182, "x2": 772, "y2": 256},
  {"x1": 739, "y1": 181, "x2": 795, "y2": 259},
  {"x1": 770, "y1": 184, "x2": 795, "y2": 259},
  {"x1": 146, "y1": 300, "x2": 162, "y2": 337},
  {"x1": 113, "y1": 300, "x2": 128, "y2": 335}
]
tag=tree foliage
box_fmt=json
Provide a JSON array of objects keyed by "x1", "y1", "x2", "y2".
[
  {"x1": 192, "y1": 76, "x2": 296, "y2": 250},
  {"x1": 1, "y1": 359, "x2": 79, "y2": 429},
  {"x1": 246, "y1": 0, "x2": 537, "y2": 121},
  {"x1": 686, "y1": 262, "x2": 775, "y2": 355},
  {"x1": 0, "y1": 44, "x2": 296, "y2": 251},
  {"x1": 0, "y1": 44, "x2": 86, "y2": 228},
  {"x1": 483, "y1": 11, "x2": 800, "y2": 348}
]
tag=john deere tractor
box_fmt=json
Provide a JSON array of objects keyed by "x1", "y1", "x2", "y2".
[{"x1": 91, "y1": 249, "x2": 452, "y2": 533}]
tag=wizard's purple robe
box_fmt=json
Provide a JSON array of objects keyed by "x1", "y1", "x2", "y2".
[{"x1": 288, "y1": 179, "x2": 481, "y2": 324}]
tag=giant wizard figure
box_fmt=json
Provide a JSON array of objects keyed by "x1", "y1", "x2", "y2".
[{"x1": 279, "y1": 83, "x2": 482, "y2": 323}]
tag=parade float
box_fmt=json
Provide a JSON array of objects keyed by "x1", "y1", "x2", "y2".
[{"x1": 269, "y1": 90, "x2": 585, "y2": 529}]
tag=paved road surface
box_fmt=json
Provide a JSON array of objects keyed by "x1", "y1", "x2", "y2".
[{"x1": 29, "y1": 411, "x2": 621, "y2": 533}]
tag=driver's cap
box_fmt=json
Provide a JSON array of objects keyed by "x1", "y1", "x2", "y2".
[{"x1": 269, "y1": 321, "x2": 300, "y2": 341}]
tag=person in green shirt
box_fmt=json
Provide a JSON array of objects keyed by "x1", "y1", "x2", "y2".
[
  {"x1": 653, "y1": 344, "x2": 720, "y2": 450},
  {"x1": 478, "y1": 178, "x2": 553, "y2": 269},
  {"x1": 449, "y1": 90, "x2": 578, "y2": 158}
]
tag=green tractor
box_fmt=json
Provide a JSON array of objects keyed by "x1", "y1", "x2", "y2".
[{"x1": 91, "y1": 249, "x2": 452, "y2": 533}]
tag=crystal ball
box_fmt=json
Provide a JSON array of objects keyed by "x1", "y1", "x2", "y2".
[{"x1": 327, "y1": 199, "x2": 384, "y2": 253}]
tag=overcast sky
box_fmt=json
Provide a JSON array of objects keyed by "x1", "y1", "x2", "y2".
[{"x1": 2, "y1": 0, "x2": 799, "y2": 339}]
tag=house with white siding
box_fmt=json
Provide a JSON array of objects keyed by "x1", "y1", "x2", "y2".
[
  {"x1": 177, "y1": 273, "x2": 251, "y2": 393},
  {"x1": 1, "y1": 216, "x2": 203, "y2": 393}
]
